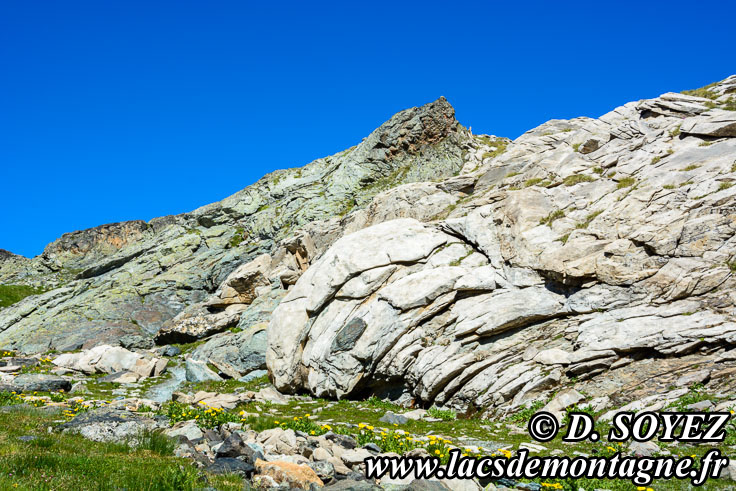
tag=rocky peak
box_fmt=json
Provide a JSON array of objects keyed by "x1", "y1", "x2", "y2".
[
  {"x1": 42, "y1": 220, "x2": 151, "y2": 270},
  {"x1": 0, "y1": 249, "x2": 17, "y2": 262},
  {"x1": 362, "y1": 96, "x2": 459, "y2": 161}
]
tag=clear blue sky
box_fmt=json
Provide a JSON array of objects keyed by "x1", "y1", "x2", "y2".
[{"x1": 1, "y1": 1, "x2": 734, "y2": 258}]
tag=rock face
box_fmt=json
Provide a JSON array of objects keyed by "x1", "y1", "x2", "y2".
[
  {"x1": 3, "y1": 75, "x2": 736, "y2": 420},
  {"x1": 268, "y1": 75, "x2": 736, "y2": 415},
  {"x1": 0, "y1": 97, "x2": 471, "y2": 354}
]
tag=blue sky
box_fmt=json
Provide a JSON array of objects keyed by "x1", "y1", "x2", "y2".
[{"x1": 1, "y1": 1, "x2": 734, "y2": 258}]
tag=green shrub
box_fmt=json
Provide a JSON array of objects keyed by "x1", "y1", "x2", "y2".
[
  {"x1": 505, "y1": 400, "x2": 545, "y2": 425},
  {"x1": 161, "y1": 401, "x2": 239, "y2": 429},
  {"x1": 666, "y1": 383, "x2": 714, "y2": 411},
  {"x1": 427, "y1": 407, "x2": 457, "y2": 421},
  {"x1": 562, "y1": 404, "x2": 596, "y2": 427},
  {"x1": 0, "y1": 391, "x2": 25, "y2": 406},
  {"x1": 364, "y1": 396, "x2": 403, "y2": 412},
  {"x1": 271, "y1": 414, "x2": 330, "y2": 436}
]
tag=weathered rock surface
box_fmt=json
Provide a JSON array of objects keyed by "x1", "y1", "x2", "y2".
[
  {"x1": 57, "y1": 407, "x2": 161, "y2": 443},
  {"x1": 52, "y1": 345, "x2": 167, "y2": 378},
  {"x1": 267, "y1": 75, "x2": 736, "y2": 415}
]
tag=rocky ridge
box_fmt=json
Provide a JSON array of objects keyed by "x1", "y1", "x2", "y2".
[
  {"x1": 0, "y1": 96, "x2": 477, "y2": 353},
  {"x1": 0, "y1": 76, "x2": 736, "y2": 489}
]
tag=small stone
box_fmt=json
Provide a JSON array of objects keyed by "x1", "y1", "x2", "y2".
[
  {"x1": 312, "y1": 446, "x2": 332, "y2": 461},
  {"x1": 379, "y1": 411, "x2": 409, "y2": 425},
  {"x1": 341, "y1": 448, "x2": 373, "y2": 466},
  {"x1": 254, "y1": 459, "x2": 324, "y2": 489},
  {"x1": 628, "y1": 440, "x2": 659, "y2": 457},
  {"x1": 686, "y1": 400, "x2": 714, "y2": 411},
  {"x1": 207, "y1": 457, "x2": 254, "y2": 476}
]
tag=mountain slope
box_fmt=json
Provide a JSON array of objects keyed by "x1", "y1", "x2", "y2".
[{"x1": 0, "y1": 97, "x2": 479, "y2": 353}]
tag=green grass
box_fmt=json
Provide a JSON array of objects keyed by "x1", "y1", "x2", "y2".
[
  {"x1": 616, "y1": 177, "x2": 636, "y2": 189},
  {"x1": 0, "y1": 284, "x2": 48, "y2": 308},
  {"x1": 682, "y1": 82, "x2": 719, "y2": 100},
  {"x1": 670, "y1": 125, "x2": 681, "y2": 138},
  {"x1": 0, "y1": 407, "x2": 244, "y2": 490},
  {"x1": 718, "y1": 182, "x2": 733, "y2": 191},
  {"x1": 575, "y1": 210, "x2": 603, "y2": 229},
  {"x1": 427, "y1": 407, "x2": 457, "y2": 421},
  {"x1": 181, "y1": 374, "x2": 270, "y2": 394},
  {"x1": 663, "y1": 184, "x2": 676, "y2": 189},
  {"x1": 562, "y1": 174, "x2": 594, "y2": 186},
  {"x1": 504, "y1": 400, "x2": 545, "y2": 425},
  {"x1": 665, "y1": 383, "x2": 716, "y2": 411},
  {"x1": 572, "y1": 143, "x2": 581, "y2": 152},
  {"x1": 228, "y1": 226, "x2": 247, "y2": 248},
  {"x1": 477, "y1": 136, "x2": 509, "y2": 160},
  {"x1": 524, "y1": 177, "x2": 544, "y2": 187},
  {"x1": 364, "y1": 396, "x2": 404, "y2": 412},
  {"x1": 505, "y1": 171, "x2": 521, "y2": 178},
  {"x1": 651, "y1": 155, "x2": 662, "y2": 164},
  {"x1": 539, "y1": 209, "x2": 565, "y2": 226},
  {"x1": 682, "y1": 164, "x2": 701, "y2": 171}
]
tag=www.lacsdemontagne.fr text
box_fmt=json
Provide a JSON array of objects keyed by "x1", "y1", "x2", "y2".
[{"x1": 364, "y1": 449, "x2": 729, "y2": 486}]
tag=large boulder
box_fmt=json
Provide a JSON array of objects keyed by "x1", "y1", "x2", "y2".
[
  {"x1": 266, "y1": 76, "x2": 736, "y2": 415},
  {"x1": 52, "y1": 345, "x2": 166, "y2": 378},
  {"x1": 191, "y1": 325, "x2": 268, "y2": 379}
]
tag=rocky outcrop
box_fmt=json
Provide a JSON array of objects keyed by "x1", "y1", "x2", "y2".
[
  {"x1": 0, "y1": 97, "x2": 473, "y2": 353},
  {"x1": 53, "y1": 345, "x2": 168, "y2": 380},
  {"x1": 268, "y1": 75, "x2": 736, "y2": 415}
]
